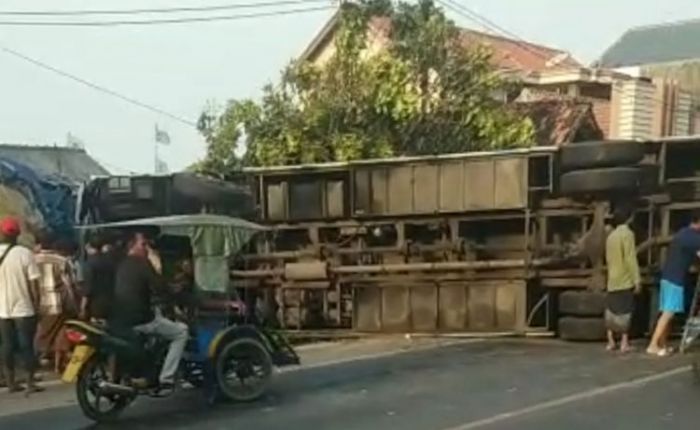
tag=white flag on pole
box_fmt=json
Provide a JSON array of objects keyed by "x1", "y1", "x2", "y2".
[
  {"x1": 155, "y1": 157, "x2": 169, "y2": 174},
  {"x1": 155, "y1": 125, "x2": 171, "y2": 145}
]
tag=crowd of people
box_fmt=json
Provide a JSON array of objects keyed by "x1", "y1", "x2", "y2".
[{"x1": 0, "y1": 217, "x2": 196, "y2": 395}]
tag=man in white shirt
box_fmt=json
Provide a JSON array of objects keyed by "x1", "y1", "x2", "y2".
[{"x1": 0, "y1": 217, "x2": 42, "y2": 393}]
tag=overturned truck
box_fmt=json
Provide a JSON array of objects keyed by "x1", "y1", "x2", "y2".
[{"x1": 235, "y1": 137, "x2": 700, "y2": 339}]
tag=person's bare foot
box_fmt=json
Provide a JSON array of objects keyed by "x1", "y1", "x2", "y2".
[
  {"x1": 606, "y1": 342, "x2": 617, "y2": 352},
  {"x1": 620, "y1": 344, "x2": 634, "y2": 354}
]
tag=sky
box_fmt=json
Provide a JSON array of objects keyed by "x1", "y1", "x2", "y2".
[{"x1": 1, "y1": 0, "x2": 700, "y2": 174}]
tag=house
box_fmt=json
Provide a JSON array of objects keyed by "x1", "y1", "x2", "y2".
[
  {"x1": 300, "y1": 12, "x2": 581, "y2": 74},
  {"x1": 598, "y1": 18, "x2": 700, "y2": 95},
  {"x1": 597, "y1": 19, "x2": 700, "y2": 136},
  {"x1": 0, "y1": 143, "x2": 108, "y2": 184},
  {"x1": 519, "y1": 67, "x2": 695, "y2": 140}
]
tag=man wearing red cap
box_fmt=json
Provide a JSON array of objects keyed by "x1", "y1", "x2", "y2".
[{"x1": 0, "y1": 216, "x2": 42, "y2": 393}]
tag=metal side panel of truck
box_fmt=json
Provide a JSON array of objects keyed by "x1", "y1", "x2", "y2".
[{"x1": 233, "y1": 138, "x2": 700, "y2": 339}]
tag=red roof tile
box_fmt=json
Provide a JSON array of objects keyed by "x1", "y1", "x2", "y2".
[{"x1": 302, "y1": 14, "x2": 581, "y2": 73}]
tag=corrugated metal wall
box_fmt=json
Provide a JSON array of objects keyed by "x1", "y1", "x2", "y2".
[{"x1": 610, "y1": 79, "x2": 656, "y2": 140}]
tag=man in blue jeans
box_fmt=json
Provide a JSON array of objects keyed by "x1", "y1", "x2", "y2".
[{"x1": 647, "y1": 213, "x2": 700, "y2": 356}]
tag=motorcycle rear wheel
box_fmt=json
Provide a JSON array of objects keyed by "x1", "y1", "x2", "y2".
[
  {"x1": 76, "y1": 355, "x2": 133, "y2": 422},
  {"x1": 215, "y1": 337, "x2": 272, "y2": 402}
]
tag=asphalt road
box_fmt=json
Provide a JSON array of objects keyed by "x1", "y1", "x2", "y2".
[{"x1": 1, "y1": 339, "x2": 698, "y2": 430}]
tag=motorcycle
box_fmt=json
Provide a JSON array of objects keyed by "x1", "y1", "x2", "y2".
[
  {"x1": 62, "y1": 315, "x2": 298, "y2": 422},
  {"x1": 62, "y1": 214, "x2": 300, "y2": 422}
]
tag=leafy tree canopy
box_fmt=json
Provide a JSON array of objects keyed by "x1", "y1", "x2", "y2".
[{"x1": 196, "y1": 0, "x2": 534, "y2": 175}]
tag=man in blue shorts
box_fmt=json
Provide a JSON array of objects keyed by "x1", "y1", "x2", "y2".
[{"x1": 647, "y1": 212, "x2": 700, "y2": 356}]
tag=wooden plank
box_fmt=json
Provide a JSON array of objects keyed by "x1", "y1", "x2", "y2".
[
  {"x1": 439, "y1": 161, "x2": 464, "y2": 212},
  {"x1": 438, "y1": 283, "x2": 467, "y2": 330},
  {"x1": 467, "y1": 284, "x2": 495, "y2": 330},
  {"x1": 326, "y1": 180, "x2": 345, "y2": 218},
  {"x1": 495, "y1": 157, "x2": 527, "y2": 209},
  {"x1": 495, "y1": 283, "x2": 517, "y2": 330},
  {"x1": 353, "y1": 169, "x2": 371, "y2": 215},
  {"x1": 540, "y1": 278, "x2": 589, "y2": 288},
  {"x1": 494, "y1": 281, "x2": 526, "y2": 331},
  {"x1": 381, "y1": 286, "x2": 411, "y2": 332},
  {"x1": 388, "y1": 166, "x2": 414, "y2": 214},
  {"x1": 353, "y1": 287, "x2": 382, "y2": 331},
  {"x1": 410, "y1": 284, "x2": 438, "y2": 331},
  {"x1": 464, "y1": 160, "x2": 495, "y2": 210},
  {"x1": 371, "y1": 168, "x2": 388, "y2": 215},
  {"x1": 414, "y1": 164, "x2": 439, "y2": 213},
  {"x1": 266, "y1": 182, "x2": 287, "y2": 220}
]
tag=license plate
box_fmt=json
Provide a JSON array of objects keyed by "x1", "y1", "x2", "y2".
[{"x1": 62, "y1": 345, "x2": 95, "y2": 384}]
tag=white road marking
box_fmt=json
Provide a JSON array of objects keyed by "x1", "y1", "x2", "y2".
[{"x1": 440, "y1": 365, "x2": 691, "y2": 430}]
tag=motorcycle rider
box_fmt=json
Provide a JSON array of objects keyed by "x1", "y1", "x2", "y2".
[{"x1": 112, "y1": 232, "x2": 188, "y2": 391}]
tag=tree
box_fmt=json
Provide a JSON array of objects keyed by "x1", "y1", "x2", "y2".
[{"x1": 196, "y1": 0, "x2": 534, "y2": 174}]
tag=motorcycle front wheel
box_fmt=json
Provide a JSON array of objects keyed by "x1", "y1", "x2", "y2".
[{"x1": 76, "y1": 355, "x2": 133, "y2": 422}]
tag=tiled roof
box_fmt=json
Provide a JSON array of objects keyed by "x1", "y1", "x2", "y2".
[
  {"x1": 0, "y1": 144, "x2": 109, "y2": 184},
  {"x1": 599, "y1": 18, "x2": 700, "y2": 67},
  {"x1": 458, "y1": 28, "x2": 580, "y2": 72},
  {"x1": 513, "y1": 99, "x2": 603, "y2": 146},
  {"x1": 302, "y1": 13, "x2": 581, "y2": 73}
]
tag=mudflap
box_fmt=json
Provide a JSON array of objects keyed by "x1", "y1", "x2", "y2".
[{"x1": 62, "y1": 345, "x2": 95, "y2": 384}]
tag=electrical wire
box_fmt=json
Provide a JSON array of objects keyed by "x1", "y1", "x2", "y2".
[
  {"x1": 0, "y1": 0, "x2": 329, "y2": 16},
  {"x1": 0, "y1": 45, "x2": 198, "y2": 126},
  {"x1": 0, "y1": 5, "x2": 333, "y2": 26},
  {"x1": 437, "y1": 0, "x2": 552, "y2": 61},
  {"x1": 437, "y1": 0, "x2": 678, "y2": 112}
]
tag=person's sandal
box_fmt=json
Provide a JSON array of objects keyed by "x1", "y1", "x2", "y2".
[{"x1": 647, "y1": 347, "x2": 673, "y2": 357}]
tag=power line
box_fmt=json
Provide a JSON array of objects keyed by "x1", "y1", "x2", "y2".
[
  {"x1": 0, "y1": 0, "x2": 328, "y2": 16},
  {"x1": 0, "y1": 46, "x2": 197, "y2": 126},
  {"x1": 0, "y1": 5, "x2": 332, "y2": 26},
  {"x1": 436, "y1": 0, "x2": 551, "y2": 62},
  {"x1": 436, "y1": 0, "x2": 679, "y2": 112}
]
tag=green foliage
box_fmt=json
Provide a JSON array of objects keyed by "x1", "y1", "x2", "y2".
[{"x1": 197, "y1": 0, "x2": 534, "y2": 173}]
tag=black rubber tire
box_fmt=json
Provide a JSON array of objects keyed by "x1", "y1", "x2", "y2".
[
  {"x1": 76, "y1": 356, "x2": 132, "y2": 423},
  {"x1": 558, "y1": 316, "x2": 606, "y2": 341},
  {"x1": 638, "y1": 164, "x2": 660, "y2": 193},
  {"x1": 560, "y1": 140, "x2": 645, "y2": 171},
  {"x1": 215, "y1": 337, "x2": 273, "y2": 402},
  {"x1": 559, "y1": 291, "x2": 605, "y2": 317},
  {"x1": 559, "y1": 167, "x2": 642, "y2": 194}
]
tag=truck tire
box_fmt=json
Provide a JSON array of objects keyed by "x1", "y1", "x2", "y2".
[
  {"x1": 560, "y1": 140, "x2": 645, "y2": 171},
  {"x1": 638, "y1": 164, "x2": 660, "y2": 193},
  {"x1": 558, "y1": 291, "x2": 605, "y2": 317},
  {"x1": 559, "y1": 167, "x2": 641, "y2": 194},
  {"x1": 558, "y1": 316, "x2": 606, "y2": 341}
]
